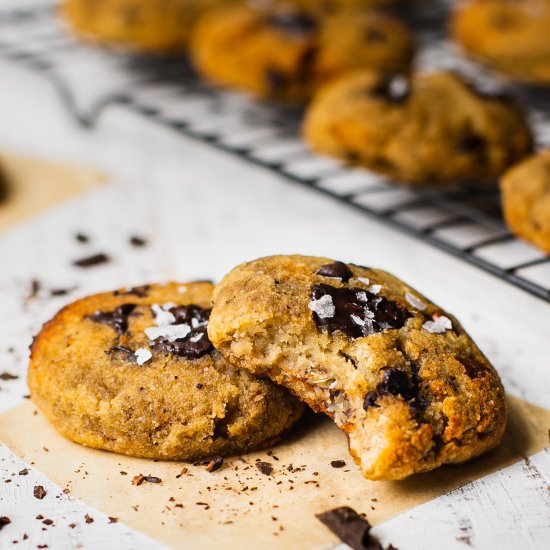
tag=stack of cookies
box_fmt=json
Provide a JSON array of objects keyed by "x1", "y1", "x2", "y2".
[{"x1": 29, "y1": 255, "x2": 507, "y2": 481}]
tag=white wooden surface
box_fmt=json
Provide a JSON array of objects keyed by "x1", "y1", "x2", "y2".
[{"x1": 0, "y1": 60, "x2": 549, "y2": 550}]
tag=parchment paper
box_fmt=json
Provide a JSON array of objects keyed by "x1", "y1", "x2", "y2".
[
  {"x1": 0, "y1": 152, "x2": 104, "y2": 232},
  {"x1": 0, "y1": 396, "x2": 548, "y2": 549}
]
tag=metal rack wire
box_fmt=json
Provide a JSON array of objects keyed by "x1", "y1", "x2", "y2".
[{"x1": 1, "y1": 3, "x2": 549, "y2": 303}]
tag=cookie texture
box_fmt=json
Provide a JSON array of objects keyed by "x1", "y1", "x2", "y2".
[
  {"x1": 62, "y1": 0, "x2": 229, "y2": 53},
  {"x1": 452, "y1": 0, "x2": 550, "y2": 84},
  {"x1": 28, "y1": 282, "x2": 303, "y2": 460},
  {"x1": 501, "y1": 149, "x2": 550, "y2": 255},
  {"x1": 303, "y1": 70, "x2": 533, "y2": 186},
  {"x1": 208, "y1": 256, "x2": 506, "y2": 480},
  {"x1": 191, "y1": 4, "x2": 414, "y2": 102}
]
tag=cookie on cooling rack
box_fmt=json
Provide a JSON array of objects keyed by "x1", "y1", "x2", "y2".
[
  {"x1": 28, "y1": 282, "x2": 304, "y2": 460},
  {"x1": 208, "y1": 255, "x2": 507, "y2": 480},
  {"x1": 190, "y1": 3, "x2": 414, "y2": 102},
  {"x1": 501, "y1": 149, "x2": 550, "y2": 256},
  {"x1": 303, "y1": 70, "x2": 533, "y2": 186},
  {"x1": 62, "y1": 0, "x2": 232, "y2": 53},
  {"x1": 452, "y1": 0, "x2": 550, "y2": 85}
]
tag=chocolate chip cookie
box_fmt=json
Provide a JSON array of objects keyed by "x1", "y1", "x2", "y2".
[
  {"x1": 190, "y1": 3, "x2": 414, "y2": 102},
  {"x1": 208, "y1": 256, "x2": 506, "y2": 480},
  {"x1": 28, "y1": 282, "x2": 303, "y2": 460},
  {"x1": 62, "y1": 0, "x2": 230, "y2": 53},
  {"x1": 304, "y1": 70, "x2": 533, "y2": 186},
  {"x1": 501, "y1": 149, "x2": 550, "y2": 255},
  {"x1": 452, "y1": 0, "x2": 550, "y2": 85}
]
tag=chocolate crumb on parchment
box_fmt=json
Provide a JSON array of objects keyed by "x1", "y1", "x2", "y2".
[
  {"x1": 0, "y1": 516, "x2": 11, "y2": 531},
  {"x1": 33, "y1": 485, "x2": 47, "y2": 500},
  {"x1": 108, "y1": 517, "x2": 118, "y2": 524},
  {"x1": 330, "y1": 460, "x2": 346, "y2": 468},
  {"x1": 72, "y1": 253, "x2": 111, "y2": 268},
  {"x1": 75, "y1": 233, "x2": 90, "y2": 244},
  {"x1": 205, "y1": 456, "x2": 224, "y2": 473},
  {"x1": 316, "y1": 506, "x2": 397, "y2": 550},
  {"x1": 256, "y1": 462, "x2": 274, "y2": 476},
  {"x1": 84, "y1": 514, "x2": 94, "y2": 524},
  {"x1": 0, "y1": 372, "x2": 18, "y2": 381},
  {"x1": 129, "y1": 236, "x2": 147, "y2": 247}
]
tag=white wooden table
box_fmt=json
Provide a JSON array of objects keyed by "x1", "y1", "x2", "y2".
[{"x1": 0, "y1": 59, "x2": 549, "y2": 550}]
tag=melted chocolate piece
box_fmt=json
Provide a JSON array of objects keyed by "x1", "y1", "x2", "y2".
[
  {"x1": 363, "y1": 390, "x2": 380, "y2": 411},
  {"x1": 316, "y1": 506, "x2": 388, "y2": 550},
  {"x1": 378, "y1": 368, "x2": 416, "y2": 400},
  {"x1": 89, "y1": 304, "x2": 136, "y2": 334},
  {"x1": 316, "y1": 262, "x2": 353, "y2": 282},
  {"x1": 266, "y1": 11, "x2": 318, "y2": 36},
  {"x1": 459, "y1": 356, "x2": 488, "y2": 379},
  {"x1": 153, "y1": 305, "x2": 214, "y2": 360},
  {"x1": 371, "y1": 74, "x2": 410, "y2": 103},
  {"x1": 311, "y1": 284, "x2": 411, "y2": 338},
  {"x1": 107, "y1": 345, "x2": 135, "y2": 360},
  {"x1": 113, "y1": 285, "x2": 150, "y2": 298}
]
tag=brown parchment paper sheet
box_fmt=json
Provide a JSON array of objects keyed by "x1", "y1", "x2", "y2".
[
  {"x1": 0, "y1": 152, "x2": 104, "y2": 232},
  {"x1": 0, "y1": 396, "x2": 548, "y2": 549}
]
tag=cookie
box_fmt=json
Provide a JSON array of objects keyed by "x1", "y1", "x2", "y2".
[
  {"x1": 208, "y1": 256, "x2": 507, "y2": 480},
  {"x1": 190, "y1": 4, "x2": 414, "y2": 102},
  {"x1": 501, "y1": 149, "x2": 550, "y2": 255},
  {"x1": 452, "y1": 0, "x2": 550, "y2": 85},
  {"x1": 62, "y1": 0, "x2": 229, "y2": 53},
  {"x1": 303, "y1": 70, "x2": 533, "y2": 186},
  {"x1": 28, "y1": 282, "x2": 304, "y2": 461}
]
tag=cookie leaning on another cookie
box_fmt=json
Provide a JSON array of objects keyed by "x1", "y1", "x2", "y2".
[
  {"x1": 190, "y1": 3, "x2": 414, "y2": 102},
  {"x1": 62, "y1": 0, "x2": 231, "y2": 53},
  {"x1": 208, "y1": 255, "x2": 507, "y2": 480},
  {"x1": 28, "y1": 282, "x2": 304, "y2": 461},
  {"x1": 501, "y1": 149, "x2": 550, "y2": 256},
  {"x1": 303, "y1": 70, "x2": 532, "y2": 186},
  {"x1": 452, "y1": 0, "x2": 550, "y2": 85}
]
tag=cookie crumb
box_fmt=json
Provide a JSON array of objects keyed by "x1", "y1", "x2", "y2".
[
  {"x1": 256, "y1": 462, "x2": 273, "y2": 476},
  {"x1": 205, "y1": 456, "x2": 224, "y2": 473}
]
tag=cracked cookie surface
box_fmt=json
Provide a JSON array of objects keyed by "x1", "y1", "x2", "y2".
[
  {"x1": 28, "y1": 282, "x2": 303, "y2": 460},
  {"x1": 208, "y1": 255, "x2": 506, "y2": 480},
  {"x1": 190, "y1": 3, "x2": 414, "y2": 102},
  {"x1": 501, "y1": 148, "x2": 550, "y2": 255},
  {"x1": 303, "y1": 70, "x2": 532, "y2": 186}
]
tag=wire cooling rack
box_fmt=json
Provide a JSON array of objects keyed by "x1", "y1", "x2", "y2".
[{"x1": 1, "y1": 2, "x2": 550, "y2": 303}]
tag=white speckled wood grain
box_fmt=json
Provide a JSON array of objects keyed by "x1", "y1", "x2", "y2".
[{"x1": 0, "y1": 60, "x2": 549, "y2": 549}]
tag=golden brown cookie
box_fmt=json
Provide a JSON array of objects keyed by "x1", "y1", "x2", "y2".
[
  {"x1": 190, "y1": 3, "x2": 414, "y2": 101},
  {"x1": 303, "y1": 70, "x2": 533, "y2": 186},
  {"x1": 28, "y1": 282, "x2": 303, "y2": 461},
  {"x1": 501, "y1": 149, "x2": 550, "y2": 255},
  {"x1": 208, "y1": 255, "x2": 507, "y2": 480},
  {"x1": 452, "y1": 0, "x2": 550, "y2": 85},
  {"x1": 62, "y1": 0, "x2": 230, "y2": 53}
]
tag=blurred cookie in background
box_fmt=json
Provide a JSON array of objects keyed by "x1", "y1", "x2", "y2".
[
  {"x1": 303, "y1": 70, "x2": 533, "y2": 186},
  {"x1": 190, "y1": 3, "x2": 414, "y2": 102},
  {"x1": 0, "y1": 163, "x2": 10, "y2": 205},
  {"x1": 62, "y1": 0, "x2": 232, "y2": 54},
  {"x1": 501, "y1": 149, "x2": 550, "y2": 256},
  {"x1": 452, "y1": 0, "x2": 550, "y2": 85}
]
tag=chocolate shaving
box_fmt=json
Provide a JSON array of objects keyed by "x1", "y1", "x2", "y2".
[
  {"x1": 33, "y1": 485, "x2": 46, "y2": 500},
  {"x1": 205, "y1": 456, "x2": 224, "y2": 473},
  {"x1": 72, "y1": 253, "x2": 110, "y2": 268},
  {"x1": 317, "y1": 506, "x2": 396, "y2": 550},
  {"x1": 0, "y1": 517, "x2": 11, "y2": 531},
  {"x1": 256, "y1": 462, "x2": 274, "y2": 476}
]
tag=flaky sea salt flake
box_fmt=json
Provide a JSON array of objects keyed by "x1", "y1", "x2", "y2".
[
  {"x1": 308, "y1": 294, "x2": 335, "y2": 319},
  {"x1": 369, "y1": 285, "x2": 382, "y2": 294},
  {"x1": 357, "y1": 277, "x2": 370, "y2": 285},
  {"x1": 405, "y1": 292, "x2": 427, "y2": 311},
  {"x1": 422, "y1": 315, "x2": 452, "y2": 334},
  {"x1": 135, "y1": 348, "x2": 152, "y2": 366},
  {"x1": 151, "y1": 304, "x2": 176, "y2": 327},
  {"x1": 145, "y1": 324, "x2": 191, "y2": 342}
]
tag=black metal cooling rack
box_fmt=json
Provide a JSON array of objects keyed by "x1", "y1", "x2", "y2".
[{"x1": 1, "y1": 2, "x2": 550, "y2": 303}]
